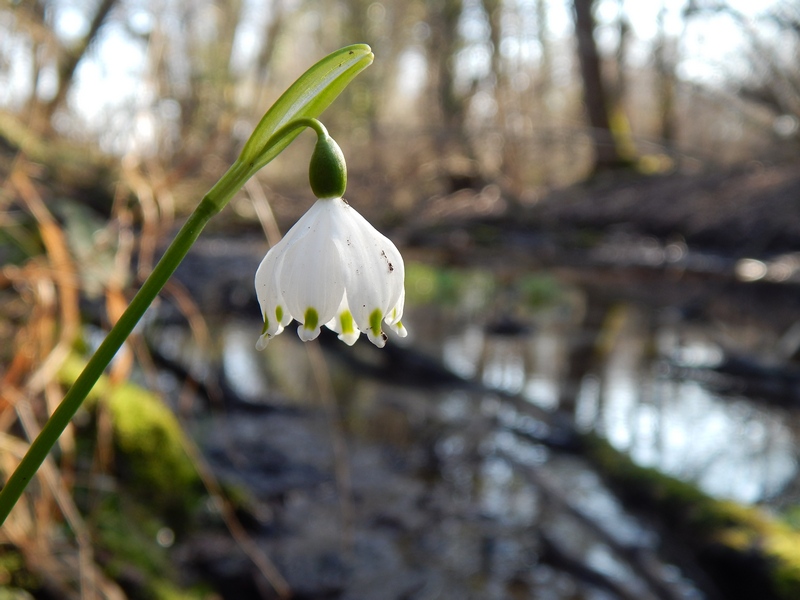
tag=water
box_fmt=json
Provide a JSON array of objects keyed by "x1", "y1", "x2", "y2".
[
  {"x1": 150, "y1": 261, "x2": 800, "y2": 598},
  {"x1": 406, "y1": 277, "x2": 800, "y2": 507}
]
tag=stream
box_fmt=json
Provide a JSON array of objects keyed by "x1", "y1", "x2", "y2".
[{"x1": 145, "y1": 235, "x2": 800, "y2": 599}]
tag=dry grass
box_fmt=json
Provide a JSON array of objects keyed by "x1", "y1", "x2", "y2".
[{"x1": 0, "y1": 157, "x2": 292, "y2": 598}]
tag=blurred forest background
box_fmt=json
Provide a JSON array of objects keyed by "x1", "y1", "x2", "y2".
[
  {"x1": 3, "y1": 0, "x2": 799, "y2": 204},
  {"x1": 3, "y1": 0, "x2": 800, "y2": 599}
]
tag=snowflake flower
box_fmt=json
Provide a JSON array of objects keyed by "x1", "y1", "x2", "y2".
[{"x1": 255, "y1": 197, "x2": 407, "y2": 349}]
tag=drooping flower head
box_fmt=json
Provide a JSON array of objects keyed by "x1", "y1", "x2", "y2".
[{"x1": 254, "y1": 124, "x2": 406, "y2": 349}]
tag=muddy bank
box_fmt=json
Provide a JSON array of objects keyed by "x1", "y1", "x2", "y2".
[
  {"x1": 403, "y1": 161, "x2": 800, "y2": 268},
  {"x1": 525, "y1": 162, "x2": 800, "y2": 257}
]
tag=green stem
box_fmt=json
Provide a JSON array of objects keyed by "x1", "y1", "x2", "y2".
[
  {"x1": 0, "y1": 158, "x2": 251, "y2": 524},
  {"x1": 0, "y1": 116, "x2": 332, "y2": 524},
  {"x1": 277, "y1": 117, "x2": 328, "y2": 139},
  {"x1": 253, "y1": 117, "x2": 329, "y2": 171},
  {"x1": 239, "y1": 118, "x2": 329, "y2": 187}
]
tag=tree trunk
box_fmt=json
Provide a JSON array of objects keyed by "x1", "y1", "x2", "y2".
[
  {"x1": 430, "y1": 0, "x2": 466, "y2": 133},
  {"x1": 37, "y1": 0, "x2": 120, "y2": 131},
  {"x1": 572, "y1": 0, "x2": 628, "y2": 174},
  {"x1": 654, "y1": 4, "x2": 678, "y2": 149},
  {"x1": 426, "y1": 0, "x2": 480, "y2": 188},
  {"x1": 535, "y1": 0, "x2": 553, "y2": 95}
]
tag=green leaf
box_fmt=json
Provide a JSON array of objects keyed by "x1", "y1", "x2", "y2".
[{"x1": 240, "y1": 44, "x2": 373, "y2": 172}]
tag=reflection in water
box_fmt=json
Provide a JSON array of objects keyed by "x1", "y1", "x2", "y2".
[
  {"x1": 205, "y1": 270, "x2": 798, "y2": 509},
  {"x1": 151, "y1": 265, "x2": 799, "y2": 598},
  {"x1": 442, "y1": 294, "x2": 799, "y2": 505},
  {"x1": 222, "y1": 321, "x2": 270, "y2": 401}
]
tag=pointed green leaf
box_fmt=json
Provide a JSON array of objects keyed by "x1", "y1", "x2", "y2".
[{"x1": 240, "y1": 44, "x2": 373, "y2": 172}]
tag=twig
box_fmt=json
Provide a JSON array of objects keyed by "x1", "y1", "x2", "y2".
[
  {"x1": 11, "y1": 163, "x2": 81, "y2": 396},
  {"x1": 500, "y1": 450, "x2": 686, "y2": 600},
  {"x1": 177, "y1": 431, "x2": 292, "y2": 599},
  {"x1": 538, "y1": 531, "x2": 641, "y2": 600},
  {"x1": 246, "y1": 177, "x2": 282, "y2": 247}
]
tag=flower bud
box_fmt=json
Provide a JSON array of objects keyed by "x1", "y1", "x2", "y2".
[{"x1": 309, "y1": 133, "x2": 347, "y2": 199}]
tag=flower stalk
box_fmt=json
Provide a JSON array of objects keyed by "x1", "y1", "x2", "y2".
[{"x1": 0, "y1": 44, "x2": 373, "y2": 525}]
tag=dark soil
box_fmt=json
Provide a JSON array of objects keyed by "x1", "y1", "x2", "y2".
[{"x1": 526, "y1": 162, "x2": 800, "y2": 257}]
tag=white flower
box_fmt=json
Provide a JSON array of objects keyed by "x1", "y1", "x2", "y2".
[{"x1": 255, "y1": 197, "x2": 407, "y2": 350}]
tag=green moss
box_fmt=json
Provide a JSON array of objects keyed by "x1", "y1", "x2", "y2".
[
  {"x1": 584, "y1": 434, "x2": 800, "y2": 600},
  {"x1": 404, "y1": 262, "x2": 494, "y2": 306},
  {"x1": 781, "y1": 505, "x2": 800, "y2": 530},
  {"x1": 92, "y1": 495, "x2": 169, "y2": 580},
  {"x1": 586, "y1": 434, "x2": 708, "y2": 511},
  {"x1": 517, "y1": 273, "x2": 563, "y2": 308},
  {"x1": 0, "y1": 221, "x2": 42, "y2": 265},
  {"x1": 405, "y1": 261, "x2": 563, "y2": 312},
  {"x1": 151, "y1": 580, "x2": 214, "y2": 600},
  {"x1": 59, "y1": 354, "x2": 201, "y2": 516},
  {"x1": 769, "y1": 533, "x2": 800, "y2": 599},
  {"x1": 113, "y1": 383, "x2": 199, "y2": 508},
  {"x1": 0, "y1": 588, "x2": 36, "y2": 600},
  {"x1": 91, "y1": 495, "x2": 212, "y2": 600},
  {"x1": 0, "y1": 547, "x2": 40, "y2": 594},
  {"x1": 59, "y1": 354, "x2": 214, "y2": 598},
  {"x1": 404, "y1": 262, "x2": 439, "y2": 304}
]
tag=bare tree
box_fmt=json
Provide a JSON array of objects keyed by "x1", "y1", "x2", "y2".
[
  {"x1": 416, "y1": 0, "x2": 486, "y2": 190},
  {"x1": 572, "y1": 0, "x2": 629, "y2": 174},
  {"x1": 654, "y1": 2, "x2": 679, "y2": 147},
  {"x1": 34, "y1": 0, "x2": 120, "y2": 133},
  {"x1": 535, "y1": 0, "x2": 553, "y2": 97},
  {"x1": 685, "y1": 1, "x2": 800, "y2": 138},
  {"x1": 427, "y1": 0, "x2": 472, "y2": 154}
]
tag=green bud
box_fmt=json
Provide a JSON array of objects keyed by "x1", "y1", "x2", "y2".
[{"x1": 309, "y1": 132, "x2": 347, "y2": 199}]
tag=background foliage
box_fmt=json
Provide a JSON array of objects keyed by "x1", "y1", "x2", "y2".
[{"x1": 2, "y1": 1, "x2": 800, "y2": 598}]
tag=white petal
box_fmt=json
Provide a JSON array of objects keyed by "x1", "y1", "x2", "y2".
[
  {"x1": 366, "y1": 328, "x2": 387, "y2": 348},
  {"x1": 324, "y1": 294, "x2": 361, "y2": 345},
  {"x1": 297, "y1": 322, "x2": 321, "y2": 342},
  {"x1": 255, "y1": 246, "x2": 287, "y2": 336},
  {"x1": 390, "y1": 322, "x2": 408, "y2": 338},
  {"x1": 278, "y1": 200, "x2": 346, "y2": 341},
  {"x1": 254, "y1": 200, "x2": 335, "y2": 348},
  {"x1": 254, "y1": 255, "x2": 284, "y2": 351},
  {"x1": 385, "y1": 288, "x2": 407, "y2": 337},
  {"x1": 255, "y1": 332, "x2": 271, "y2": 351},
  {"x1": 254, "y1": 196, "x2": 407, "y2": 349},
  {"x1": 332, "y1": 199, "x2": 405, "y2": 341}
]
